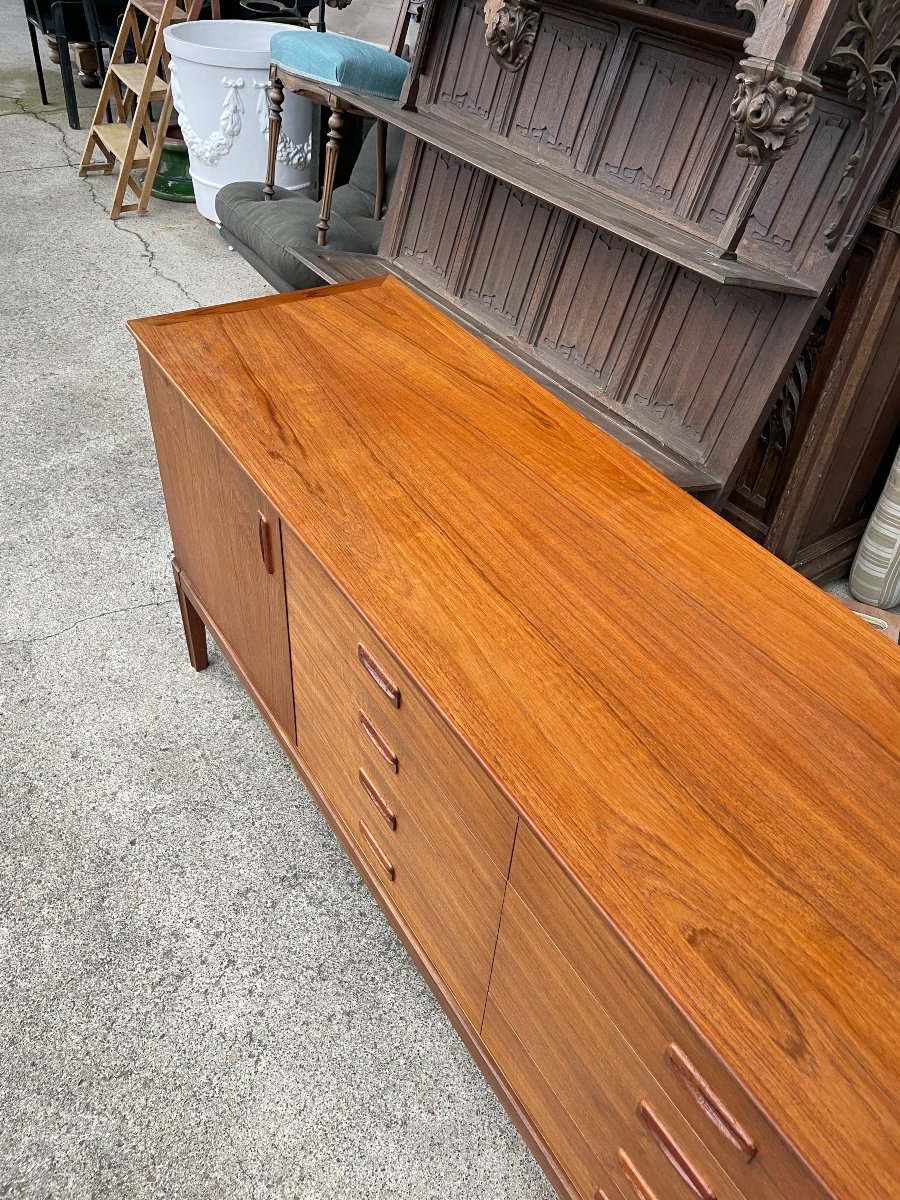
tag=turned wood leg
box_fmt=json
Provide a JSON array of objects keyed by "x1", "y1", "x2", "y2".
[
  {"x1": 173, "y1": 561, "x2": 208, "y2": 671},
  {"x1": 264, "y1": 70, "x2": 283, "y2": 202},
  {"x1": 317, "y1": 106, "x2": 343, "y2": 247},
  {"x1": 374, "y1": 118, "x2": 386, "y2": 219}
]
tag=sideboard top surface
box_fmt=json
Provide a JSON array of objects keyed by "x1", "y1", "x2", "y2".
[{"x1": 129, "y1": 277, "x2": 900, "y2": 1200}]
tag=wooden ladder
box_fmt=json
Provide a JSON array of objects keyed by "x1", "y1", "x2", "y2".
[{"x1": 78, "y1": 0, "x2": 206, "y2": 218}]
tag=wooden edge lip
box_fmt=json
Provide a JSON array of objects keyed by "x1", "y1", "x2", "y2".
[
  {"x1": 637, "y1": 1099, "x2": 716, "y2": 1200},
  {"x1": 126, "y1": 275, "x2": 392, "y2": 340},
  {"x1": 666, "y1": 1043, "x2": 757, "y2": 1161}
]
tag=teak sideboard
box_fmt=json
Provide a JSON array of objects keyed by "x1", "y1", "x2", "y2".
[{"x1": 129, "y1": 277, "x2": 900, "y2": 1200}]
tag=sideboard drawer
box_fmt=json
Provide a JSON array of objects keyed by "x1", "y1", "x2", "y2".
[
  {"x1": 502, "y1": 827, "x2": 831, "y2": 1200},
  {"x1": 284, "y1": 533, "x2": 516, "y2": 875},
  {"x1": 284, "y1": 530, "x2": 511, "y2": 1025}
]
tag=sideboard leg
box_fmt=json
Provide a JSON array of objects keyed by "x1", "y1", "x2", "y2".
[{"x1": 173, "y1": 561, "x2": 208, "y2": 671}]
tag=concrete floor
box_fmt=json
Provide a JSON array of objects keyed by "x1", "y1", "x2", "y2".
[{"x1": 0, "y1": 7, "x2": 555, "y2": 1198}]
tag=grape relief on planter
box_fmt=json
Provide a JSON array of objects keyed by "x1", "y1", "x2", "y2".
[{"x1": 168, "y1": 65, "x2": 312, "y2": 170}]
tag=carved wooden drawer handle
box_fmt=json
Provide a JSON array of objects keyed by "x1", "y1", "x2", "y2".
[
  {"x1": 357, "y1": 643, "x2": 401, "y2": 707},
  {"x1": 638, "y1": 1101, "x2": 716, "y2": 1200},
  {"x1": 359, "y1": 769, "x2": 397, "y2": 830},
  {"x1": 666, "y1": 1044, "x2": 757, "y2": 1161},
  {"x1": 359, "y1": 820, "x2": 395, "y2": 881},
  {"x1": 359, "y1": 710, "x2": 399, "y2": 772},
  {"x1": 257, "y1": 511, "x2": 274, "y2": 574},
  {"x1": 617, "y1": 1150, "x2": 660, "y2": 1200}
]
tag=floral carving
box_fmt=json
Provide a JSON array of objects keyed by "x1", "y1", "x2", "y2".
[
  {"x1": 825, "y1": 0, "x2": 900, "y2": 247},
  {"x1": 730, "y1": 61, "x2": 819, "y2": 162},
  {"x1": 484, "y1": 0, "x2": 541, "y2": 72}
]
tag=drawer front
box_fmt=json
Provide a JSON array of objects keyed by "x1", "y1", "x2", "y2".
[
  {"x1": 483, "y1": 998, "x2": 631, "y2": 1200},
  {"x1": 487, "y1": 887, "x2": 764, "y2": 1200},
  {"x1": 503, "y1": 827, "x2": 831, "y2": 1200},
  {"x1": 285, "y1": 531, "x2": 512, "y2": 1026},
  {"x1": 288, "y1": 536, "x2": 516, "y2": 876}
]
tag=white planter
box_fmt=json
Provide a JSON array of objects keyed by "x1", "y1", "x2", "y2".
[{"x1": 164, "y1": 20, "x2": 313, "y2": 222}]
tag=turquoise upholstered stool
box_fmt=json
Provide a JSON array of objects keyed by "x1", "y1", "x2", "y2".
[{"x1": 264, "y1": 30, "x2": 409, "y2": 246}]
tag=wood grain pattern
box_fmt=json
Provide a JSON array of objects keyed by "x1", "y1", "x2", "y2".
[
  {"x1": 283, "y1": 526, "x2": 512, "y2": 1027},
  {"x1": 487, "y1": 877, "x2": 828, "y2": 1200},
  {"x1": 129, "y1": 277, "x2": 900, "y2": 1200},
  {"x1": 139, "y1": 351, "x2": 294, "y2": 730},
  {"x1": 166, "y1": 560, "x2": 579, "y2": 1200}
]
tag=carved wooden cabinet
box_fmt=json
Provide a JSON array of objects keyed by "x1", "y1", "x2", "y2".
[{"x1": 130, "y1": 278, "x2": 900, "y2": 1200}]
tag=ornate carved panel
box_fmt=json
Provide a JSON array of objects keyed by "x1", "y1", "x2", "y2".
[
  {"x1": 433, "y1": 0, "x2": 509, "y2": 126},
  {"x1": 592, "y1": 41, "x2": 733, "y2": 213},
  {"x1": 700, "y1": 97, "x2": 859, "y2": 269},
  {"x1": 396, "y1": 146, "x2": 481, "y2": 282},
  {"x1": 460, "y1": 181, "x2": 560, "y2": 331},
  {"x1": 624, "y1": 274, "x2": 782, "y2": 458},
  {"x1": 507, "y1": 15, "x2": 617, "y2": 166},
  {"x1": 825, "y1": 0, "x2": 900, "y2": 248},
  {"x1": 533, "y1": 221, "x2": 669, "y2": 395}
]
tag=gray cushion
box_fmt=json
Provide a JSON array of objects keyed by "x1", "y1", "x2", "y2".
[
  {"x1": 216, "y1": 182, "x2": 376, "y2": 291},
  {"x1": 215, "y1": 124, "x2": 404, "y2": 291}
]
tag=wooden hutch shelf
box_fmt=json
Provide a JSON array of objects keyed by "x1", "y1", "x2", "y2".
[{"x1": 323, "y1": 86, "x2": 817, "y2": 297}]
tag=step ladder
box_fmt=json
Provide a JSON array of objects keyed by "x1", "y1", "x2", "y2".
[{"x1": 78, "y1": 0, "x2": 211, "y2": 218}]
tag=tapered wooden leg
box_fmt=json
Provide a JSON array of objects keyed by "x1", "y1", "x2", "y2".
[
  {"x1": 264, "y1": 70, "x2": 283, "y2": 201},
  {"x1": 374, "y1": 118, "x2": 386, "y2": 218},
  {"x1": 173, "y1": 561, "x2": 208, "y2": 671},
  {"x1": 317, "y1": 106, "x2": 343, "y2": 246}
]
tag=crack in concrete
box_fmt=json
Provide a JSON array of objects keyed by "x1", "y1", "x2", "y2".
[
  {"x1": 79, "y1": 169, "x2": 203, "y2": 309},
  {"x1": 0, "y1": 598, "x2": 176, "y2": 648},
  {"x1": 7, "y1": 100, "x2": 203, "y2": 309}
]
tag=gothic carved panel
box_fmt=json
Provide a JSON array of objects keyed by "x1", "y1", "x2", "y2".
[
  {"x1": 825, "y1": 0, "x2": 900, "y2": 248},
  {"x1": 396, "y1": 146, "x2": 480, "y2": 282},
  {"x1": 533, "y1": 221, "x2": 669, "y2": 395},
  {"x1": 507, "y1": 15, "x2": 617, "y2": 165},
  {"x1": 460, "y1": 181, "x2": 560, "y2": 331},
  {"x1": 592, "y1": 40, "x2": 733, "y2": 213},
  {"x1": 624, "y1": 273, "x2": 782, "y2": 457},
  {"x1": 433, "y1": 0, "x2": 509, "y2": 126},
  {"x1": 700, "y1": 97, "x2": 859, "y2": 270}
]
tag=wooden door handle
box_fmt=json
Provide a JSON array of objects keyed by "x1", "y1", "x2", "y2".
[
  {"x1": 359, "y1": 769, "x2": 397, "y2": 830},
  {"x1": 359, "y1": 820, "x2": 395, "y2": 881},
  {"x1": 357, "y1": 643, "x2": 401, "y2": 707},
  {"x1": 359, "y1": 710, "x2": 399, "y2": 772},
  {"x1": 666, "y1": 1044, "x2": 757, "y2": 1161},
  {"x1": 617, "y1": 1150, "x2": 660, "y2": 1200},
  {"x1": 637, "y1": 1101, "x2": 716, "y2": 1200},
  {"x1": 257, "y1": 511, "x2": 274, "y2": 574}
]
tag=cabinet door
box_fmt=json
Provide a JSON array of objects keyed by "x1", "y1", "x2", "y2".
[{"x1": 142, "y1": 353, "x2": 295, "y2": 732}]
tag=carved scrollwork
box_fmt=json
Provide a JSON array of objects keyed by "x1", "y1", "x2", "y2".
[
  {"x1": 484, "y1": 0, "x2": 541, "y2": 72},
  {"x1": 730, "y1": 59, "x2": 820, "y2": 162},
  {"x1": 734, "y1": 0, "x2": 764, "y2": 31},
  {"x1": 825, "y1": 0, "x2": 900, "y2": 247}
]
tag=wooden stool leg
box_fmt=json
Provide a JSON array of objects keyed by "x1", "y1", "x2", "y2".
[
  {"x1": 173, "y1": 562, "x2": 208, "y2": 671},
  {"x1": 374, "y1": 118, "x2": 386, "y2": 219},
  {"x1": 264, "y1": 70, "x2": 283, "y2": 201},
  {"x1": 317, "y1": 105, "x2": 343, "y2": 246}
]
